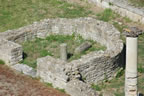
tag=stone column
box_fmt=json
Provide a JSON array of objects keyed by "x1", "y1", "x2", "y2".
[
  {"x1": 124, "y1": 27, "x2": 143, "y2": 96},
  {"x1": 60, "y1": 43, "x2": 67, "y2": 61},
  {"x1": 125, "y1": 37, "x2": 138, "y2": 96}
]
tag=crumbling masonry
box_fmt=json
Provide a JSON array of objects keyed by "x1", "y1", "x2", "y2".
[{"x1": 0, "y1": 17, "x2": 124, "y2": 96}]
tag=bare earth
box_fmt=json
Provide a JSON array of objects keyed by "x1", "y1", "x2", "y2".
[{"x1": 0, "y1": 65, "x2": 69, "y2": 96}]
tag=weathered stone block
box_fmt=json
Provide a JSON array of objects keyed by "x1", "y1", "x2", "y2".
[
  {"x1": 11, "y1": 64, "x2": 36, "y2": 77},
  {"x1": 60, "y1": 43, "x2": 67, "y2": 61},
  {"x1": 37, "y1": 56, "x2": 69, "y2": 89},
  {"x1": 0, "y1": 39, "x2": 22, "y2": 66},
  {"x1": 74, "y1": 41, "x2": 92, "y2": 54},
  {"x1": 65, "y1": 80, "x2": 98, "y2": 96}
]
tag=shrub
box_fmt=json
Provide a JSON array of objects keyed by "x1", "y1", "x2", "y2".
[{"x1": 0, "y1": 60, "x2": 5, "y2": 65}]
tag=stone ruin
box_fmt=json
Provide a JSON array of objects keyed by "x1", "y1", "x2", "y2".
[{"x1": 0, "y1": 17, "x2": 124, "y2": 96}]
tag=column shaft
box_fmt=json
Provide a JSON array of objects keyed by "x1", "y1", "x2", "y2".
[
  {"x1": 60, "y1": 43, "x2": 67, "y2": 61},
  {"x1": 125, "y1": 37, "x2": 138, "y2": 96}
]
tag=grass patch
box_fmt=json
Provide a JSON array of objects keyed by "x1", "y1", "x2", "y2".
[
  {"x1": 128, "y1": 0, "x2": 144, "y2": 7},
  {"x1": 96, "y1": 9, "x2": 119, "y2": 22},
  {"x1": 91, "y1": 82, "x2": 106, "y2": 91},
  {"x1": 115, "y1": 68, "x2": 125, "y2": 78},
  {"x1": 0, "y1": 59, "x2": 5, "y2": 65},
  {"x1": 0, "y1": 0, "x2": 92, "y2": 32},
  {"x1": 45, "y1": 82, "x2": 53, "y2": 87},
  {"x1": 138, "y1": 33, "x2": 144, "y2": 73},
  {"x1": 56, "y1": 88, "x2": 65, "y2": 93},
  {"x1": 21, "y1": 34, "x2": 106, "y2": 68},
  {"x1": 45, "y1": 82, "x2": 65, "y2": 93},
  {"x1": 114, "y1": 92, "x2": 125, "y2": 96},
  {"x1": 113, "y1": 22, "x2": 128, "y2": 42},
  {"x1": 91, "y1": 84, "x2": 102, "y2": 91},
  {"x1": 113, "y1": 22, "x2": 128, "y2": 33},
  {"x1": 123, "y1": 17, "x2": 132, "y2": 23}
]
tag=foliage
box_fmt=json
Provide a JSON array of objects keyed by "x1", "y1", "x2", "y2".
[
  {"x1": 96, "y1": 9, "x2": 118, "y2": 22},
  {"x1": 45, "y1": 82, "x2": 53, "y2": 87},
  {"x1": 0, "y1": 59, "x2": 5, "y2": 65},
  {"x1": 113, "y1": 22, "x2": 128, "y2": 32},
  {"x1": 114, "y1": 92, "x2": 125, "y2": 96},
  {"x1": 138, "y1": 33, "x2": 144, "y2": 73},
  {"x1": 56, "y1": 88, "x2": 65, "y2": 93},
  {"x1": 123, "y1": 17, "x2": 132, "y2": 23},
  {"x1": 91, "y1": 84, "x2": 102, "y2": 91},
  {"x1": 115, "y1": 68, "x2": 125, "y2": 78},
  {"x1": 45, "y1": 82, "x2": 65, "y2": 93},
  {"x1": 138, "y1": 64, "x2": 144, "y2": 73},
  {"x1": 129, "y1": 0, "x2": 144, "y2": 7}
]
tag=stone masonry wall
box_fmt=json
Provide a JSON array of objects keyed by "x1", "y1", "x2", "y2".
[
  {"x1": 0, "y1": 17, "x2": 123, "y2": 96},
  {"x1": 0, "y1": 18, "x2": 122, "y2": 54},
  {"x1": 0, "y1": 17, "x2": 123, "y2": 80}
]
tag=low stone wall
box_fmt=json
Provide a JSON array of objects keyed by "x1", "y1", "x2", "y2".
[
  {"x1": 0, "y1": 25, "x2": 37, "y2": 44},
  {"x1": 0, "y1": 17, "x2": 123, "y2": 96},
  {"x1": 67, "y1": 51, "x2": 123, "y2": 84},
  {"x1": 89, "y1": 0, "x2": 144, "y2": 24},
  {"x1": 0, "y1": 18, "x2": 122, "y2": 54}
]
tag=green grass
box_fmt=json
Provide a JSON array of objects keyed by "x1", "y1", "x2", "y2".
[
  {"x1": 0, "y1": 0, "x2": 92, "y2": 32},
  {"x1": 113, "y1": 22, "x2": 127, "y2": 33},
  {"x1": 0, "y1": 59, "x2": 5, "y2": 65},
  {"x1": 21, "y1": 34, "x2": 106, "y2": 68},
  {"x1": 45, "y1": 82, "x2": 65, "y2": 93},
  {"x1": 138, "y1": 33, "x2": 144, "y2": 73},
  {"x1": 56, "y1": 88, "x2": 66, "y2": 93},
  {"x1": 129, "y1": 0, "x2": 144, "y2": 7},
  {"x1": 96, "y1": 9, "x2": 119, "y2": 22},
  {"x1": 123, "y1": 17, "x2": 132, "y2": 23},
  {"x1": 45, "y1": 82, "x2": 53, "y2": 87},
  {"x1": 114, "y1": 92, "x2": 124, "y2": 96},
  {"x1": 91, "y1": 84, "x2": 104, "y2": 91},
  {"x1": 113, "y1": 22, "x2": 128, "y2": 42},
  {"x1": 115, "y1": 68, "x2": 125, "y2": 78}
]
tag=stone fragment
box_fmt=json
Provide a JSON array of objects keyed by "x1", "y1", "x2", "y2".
[
  {"x1": 74, "y1": 41, "x2": 92, "y2": 54},
  {"x1": 37, "y1": 56, "x2": 68, "y2": 89},
  {"x1": 65, "y1": 80, "x2": 98, "y2": 96},
  {"x1": 11, "y1": 64, "x2": 36, "y2": 77},
  {"x1": 123, "y1": 27, "x2": 143, "y2": 37}
]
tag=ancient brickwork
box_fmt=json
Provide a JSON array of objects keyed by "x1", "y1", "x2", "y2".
[{"x1": 0, "y1": 17, "x2": 123, "y2": 96}]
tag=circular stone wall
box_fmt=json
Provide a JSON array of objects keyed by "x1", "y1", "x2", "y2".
[{"x1": 0, "y1": 17, "x2": 124, "y2": 85}]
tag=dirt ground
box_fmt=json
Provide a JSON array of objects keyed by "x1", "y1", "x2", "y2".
[{"x1": 0, "y1": 65, "x2": 69, "y2": 96}]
